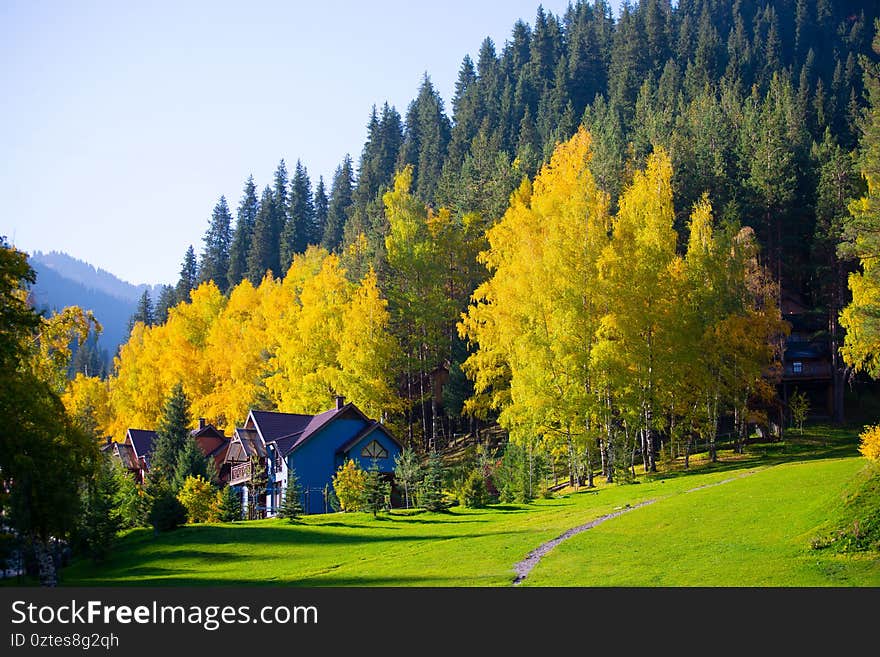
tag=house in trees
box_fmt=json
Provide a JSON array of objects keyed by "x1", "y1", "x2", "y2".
[
  {"x1": 779, "y1": 290, "x2": 835, "y2": 419},
  {"x1": 224, "y1": 396, "x2": 402, "y2": 517},
  {"x1": 103, "y1": 420, "x2": 230, "y2": 484}
]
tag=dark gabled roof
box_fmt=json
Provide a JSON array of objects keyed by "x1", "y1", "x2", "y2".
[
  {"x1": 230, "y1": 427, "x2": 265, "y2": 459},
  {"x1": 267, "y1": 404, "x2": 377, "y2": 457},
  {"x1": 249, "y1": 410, "x2": 314, "y2": 442},
  {"x1": 126, "y1": 429, "x2": 157, "y2": 461}
]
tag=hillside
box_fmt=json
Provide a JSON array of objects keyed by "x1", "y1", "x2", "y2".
[
  {"x1": 55, "y1": 425, "x2": 880, "y2": 587},
  {"x1": 27, "y1": 251, "x2": 163, "y2": 359}
]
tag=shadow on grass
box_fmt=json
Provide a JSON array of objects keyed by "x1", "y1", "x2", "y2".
[{"x1": 64, "y1": 574, "x2": 468, "y2": 587}]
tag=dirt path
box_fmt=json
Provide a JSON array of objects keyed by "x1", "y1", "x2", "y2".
[
  {"x1": 512, "y1": 499, "x2": 657, "y2": 585},
  {"x1": 511, "y1": 468, "x2": 765, "y2": 585}
]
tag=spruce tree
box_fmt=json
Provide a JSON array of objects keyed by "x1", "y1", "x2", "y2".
[
  {"x1": 279, "y1": 469, "x2": 304, "y2": 521},
  {"x1": 154, "y1": 284, "x2": 176, "y2": 325},
  {"x1": 130, "y1": 290, "x2": 154, "y2": 330},
  {"x1": 281, "y1": 159, "x2": 315, "y2": 270},
  {"x1": 216, "y1": 486, "x2": 242, "y2": 522},
  {"x1": 246, "y1": 186, "x2": 277, "y2": 284},
  {"x1": 78, "y1": 456, "x2": 122, "y2": 562},
  {"x1": 418, "y1": 450, "x2": 446, "y2": 512},
  {"x1": 228, "y1": 175, "x2": 259, "y2": 289},
  {"x1": 363, "y1": 459, "x2": 390, "y2": 517},
  {"x1": 172, "y1": 436, "x2": 214, "y2": 492},
  {"x1": 322, "y1": 155, "x2": 354, "y2": 252},
  {"x1": 314, "y1": 176, "x2": 328, "y2": 248},
  {"x1": 199, "y1": 195, "x2": 233, "y2": 294},
  {"x1": 149, "y1": 382, "x2": 192, "y2": 491},
  {"x1": 175, "y1": 245, "x2": 198, "y2": 305}
]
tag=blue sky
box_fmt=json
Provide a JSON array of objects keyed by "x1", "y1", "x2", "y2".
[{"x1": 2, "y1": 0, "x2": 623, "y2": 286}]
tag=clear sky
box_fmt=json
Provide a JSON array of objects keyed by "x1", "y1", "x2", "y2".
[{"x1": 2, "y1": 0, "x2": 623, "y2": 286}]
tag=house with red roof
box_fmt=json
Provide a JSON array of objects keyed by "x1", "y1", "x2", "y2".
[
  {"x1": 224, "y1": 396, "x2": 402, "y2": 517},
  {"x1": 103, "y1": 420, "x2": 230, "y2": 485}
]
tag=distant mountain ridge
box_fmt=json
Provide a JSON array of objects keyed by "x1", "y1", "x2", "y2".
[
  {"x1": 30, "y1": 250, "x2": 164, "y2": 303},
  {"x1": 27, "y1": 251, "x2": 166, "y2": 361}
]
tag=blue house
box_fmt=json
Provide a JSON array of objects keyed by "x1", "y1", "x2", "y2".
[{"x1": 224, "y1": 396, "x2": 402, "y2": 516}]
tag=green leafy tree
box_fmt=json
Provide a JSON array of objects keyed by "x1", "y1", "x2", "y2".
[
  {"x1": 789, "y1": 389, "x2": 810, "y2": 433},
  {"x1": 0, "y1": 239, "x2": 99, "y2": 586},
  {"x1": 279, "y1": 469, "x2": 304, "y2": 521}
]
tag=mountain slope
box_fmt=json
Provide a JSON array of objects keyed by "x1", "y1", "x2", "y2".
[{"x1": 27, "y1": 251, "x2": 164, "y2": 359}]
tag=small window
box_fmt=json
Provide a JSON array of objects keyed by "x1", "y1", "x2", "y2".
[
  {"x1": 793, "y1": 361, "x2": 803, "y2": 374},
  {"x1": 361, "y1": 440, "x2": 388, "y2": 459}
]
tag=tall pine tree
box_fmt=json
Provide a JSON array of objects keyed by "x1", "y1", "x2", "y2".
[
  {"x1": 199, "y1": 196, "x2": 233, "y2": 294},
  {"x1": 175, "y1": 246, "x2": 198, "y2": 305},
  {"x1": 322, "y1": 155, "x2": 354, "y2": 252},
  {"x1": 228, "y1": 175, "x2": 259, "y2": 289}
]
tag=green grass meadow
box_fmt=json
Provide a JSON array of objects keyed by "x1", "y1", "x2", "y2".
[{"x1": 56, "y1": 424, "x2": 880, "y2": 587}]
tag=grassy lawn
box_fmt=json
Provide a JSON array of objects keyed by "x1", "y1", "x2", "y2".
[{"x1": 54, "y1": 424, "x2": 880, "y2": 587}]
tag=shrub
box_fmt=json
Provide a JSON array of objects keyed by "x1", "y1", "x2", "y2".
[
  {"x1": 215, "y1": 486, "x2": 242, "y2": 522},
  {"x1": 332, "y1": 460, "x2": 367, "y2": 512},
  {"x1": 176, "y1": 475, "x2": 217, "y2": 523},
  {"x1": 459, "y1": 468, "x2": 488, "y2": 508},
  {"x1": 859, "y1": 424, "x2": 880, "y2": 462},
  {"x1": 149, "y1": 491, "x2": 188, "y2": 532}
]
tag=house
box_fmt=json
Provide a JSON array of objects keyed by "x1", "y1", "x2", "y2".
[
  {"x1": 103, "y1": 421, "x2": 230, "y2": 484},
  {"x1": 224, "y1": 396, "x2": 402, "y2": 517},
  {"x1": 779, "y1": 289, "x2": 835, "y2": 418}
]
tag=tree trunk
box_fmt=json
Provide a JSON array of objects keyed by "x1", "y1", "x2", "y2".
[{"x1": 34, "y1": 537, "x2": 57, "y2": 587}]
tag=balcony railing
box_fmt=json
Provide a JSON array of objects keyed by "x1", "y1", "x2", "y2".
[
  {"x1": 783, "y1": 361, "x2": 832, "y2": 379},
  {"x1": 229, "y1": 461, "x2": 252, "y2": 485}
]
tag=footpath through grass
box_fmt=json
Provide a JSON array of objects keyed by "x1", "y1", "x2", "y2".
[{"x1": 57, "y1": 424, "x2": 880, "y2": 587}]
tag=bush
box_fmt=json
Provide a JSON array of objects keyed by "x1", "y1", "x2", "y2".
[
  {"x1": 859, "y1": 424, "x2": 880, "y2": 462},
  {"x1": 149, "y1": 491, "x2": 188, "y2": 532},
  {"x1": 459, "y1": 468, "x2": 488, "y2": 508},
  {"x1": 176, "y1": 475, "x2": 217, "y2": 523},
  {"x1": 332, "y1": 460, "x2": 367, "y2": 512}
]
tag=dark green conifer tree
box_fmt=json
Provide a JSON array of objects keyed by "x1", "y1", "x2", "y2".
[
  {"x1": 217, "y1": 486, "x2": 242, "y2": 522},
  {"x1": 175, "y1": 245, "x2": 198, "y2": 305},
  {"x1": 172, "y1": 436, "x2": 214, "y2": 492},
  {"x1": 279, "y1": 469, "x2": 304, "y2": 521},
  {"x1": 322, "y1": 155, "x2": 354, "y2": 252},
  {"x1": 199, "y1": 196, "x2": 233, "y2": 294},
  {"x1": 228, "y1": 175, "x2": 259, "y2": 289},
  {"x1": 246, "y1": 186, "x2": 277, "y2": 284},
  {"x1": 281, "y1": 160, "x2": 315, "y2": 270},
  {"x1": 418, "y1": 451, "x2": 446, "y2": 512},
  {"x1": 362, "y1": 459, "x2": 390, "y2": 517},
  {"x1": 154, "y1": 284, "x2": 176, "y2": 325},
  {"x1": 149, "y1": 382, "x2": 192, "y2": 491},
  {"x1": 314, "y1": 176, "x2": 328, "y2": 249}
]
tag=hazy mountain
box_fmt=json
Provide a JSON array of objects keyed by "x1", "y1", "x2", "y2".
[
  {"x1": 30, "y1": 250, "x2": 164, "y2": 303},
  {"x1": 27, "y1": 251, "x2": 165, "y2": 362}
]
